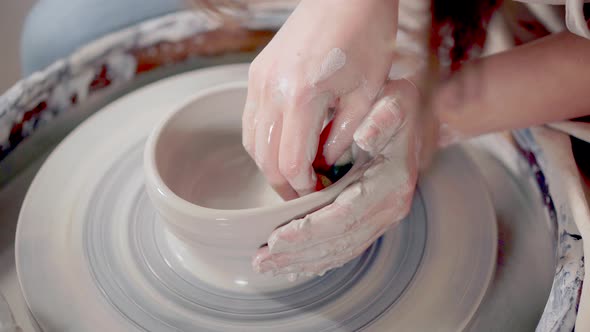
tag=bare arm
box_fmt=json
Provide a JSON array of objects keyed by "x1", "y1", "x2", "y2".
[{"x1": 433, "y1": 31, "x2": 590, "y2": 143}]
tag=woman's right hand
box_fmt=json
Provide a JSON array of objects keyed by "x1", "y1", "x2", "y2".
[{"x1": 242, "y1": 0, "x2": 400, "y2": 200}]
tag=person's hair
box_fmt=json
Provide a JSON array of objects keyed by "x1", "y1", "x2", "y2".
[{"x1": 430, "y1": 0, "x2": 502, "y2": 73}]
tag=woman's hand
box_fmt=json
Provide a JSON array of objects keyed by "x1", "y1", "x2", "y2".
[
  {"x1": 252, "y1": 78, "x2": 436, "y2": 278},
  {"x1": 242, "y1": 0, "x2": 399, "y2": 199}
]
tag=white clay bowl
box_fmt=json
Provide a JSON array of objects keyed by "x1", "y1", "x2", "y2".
[{"x1": 144, "y1": 81, "x2": 367, "y2": 293}]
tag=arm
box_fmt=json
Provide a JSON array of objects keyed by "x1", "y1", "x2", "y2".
[{"x1": 434, "y1": 31, "x2": 590, "y2": 144}]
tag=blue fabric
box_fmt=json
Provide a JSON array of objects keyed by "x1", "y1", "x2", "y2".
[{"x1": 20, "y1": 0, "x2": 188, "y2": 75}]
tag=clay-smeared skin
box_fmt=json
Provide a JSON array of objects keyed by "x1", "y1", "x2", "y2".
[
  {"x1": 242, "y1": 0, "x2": 399, "y2": 199},
  {"x1": 247, "y1": 0, "x2": 432, "y2": 278},
  {"x1": 253, "y1": 79, "x2": 428, "y2": 279}
]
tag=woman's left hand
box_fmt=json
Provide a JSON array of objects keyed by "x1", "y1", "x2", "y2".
[{"x1": 242, "y1": 0, "x2": 400, "y2": 200}]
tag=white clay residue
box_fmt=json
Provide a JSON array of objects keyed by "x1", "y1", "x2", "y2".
[
  {"x1": 272, "y1": 77, "x2": 292, "y2": 102},
  {"x1": 438, "y1": 122, "x2": 463, "y2": 147},
  {"x1": 268, "y1": 127, "x2": 415, "y2": 273},
  {"x1": 312, "y1": 48, "x2": 347, "y2": 85}
]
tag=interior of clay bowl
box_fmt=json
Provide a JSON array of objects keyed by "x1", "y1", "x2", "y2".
[
  {"x1": 146, "y1": 81, "x2": 367, "y2": 224},
  {"x1": 153, "y1": 83, "x2": 282, "y2": 210}
]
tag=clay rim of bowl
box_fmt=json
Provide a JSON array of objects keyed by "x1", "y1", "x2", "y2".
[{"x1": 144, "y1": 81, "x2": 368, "y2": 221}]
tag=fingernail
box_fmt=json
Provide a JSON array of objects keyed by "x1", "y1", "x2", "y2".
[
  {"x1": 354, "y1": 123, "x2": 381, "y2": 153},
  {"x1": 354, "y1": 97, "x2": 404, "y2": 154}
]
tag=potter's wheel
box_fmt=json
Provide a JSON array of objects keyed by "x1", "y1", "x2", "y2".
[{"x1": 16, "y1": 65, "x2": 500, "y2": 331}]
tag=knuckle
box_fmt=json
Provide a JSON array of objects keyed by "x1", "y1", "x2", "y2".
[
  {"x1": 284, "y1": 82, "x2": 313, "y2": 108},
  {"x1": 248, "y1": 58, "x2": 264, "y2": 79},
  {"x1": 259, "y1": 160, "x2": 282, "y2": 179},
  {"x1": 249, "y1": 60, "x2": 275, "y2": 93}
]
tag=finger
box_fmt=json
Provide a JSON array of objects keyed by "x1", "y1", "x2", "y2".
[
  {"x1": 256, "y1": 214, "x2": 396, "y2": 275},
  {"x1": 266, "y1": 162, "x2": 385, "y2": 254},
  {"x1": 353, "y1": 95, "x2": 405, "y2": 155},
  {"x1": 252, "y1": 246, "x2": 277, "y2": 274},
  {"x1": 253, "y1": 106, "x2": 299, "y2": 200},
  {"x1": 353, "y1": 79, "x2": 419, "y2": 155},
  {"x1": 268, "y1": 154, "x2": 415, "y2": 255},
  {"x1": 278, "y1": 92, "x2": 332, "y2": 196},
  {"x1": 322, "y1": 89, "x2": 374, "y2": 166},
  {"x1": 268, "y1": 222, "x2": 384, "y2": 271},
  {"x1": 266, "y1": 181, "x2": 365, "y2": 255},
  {"x1": 254, "y1": 161, "x2": 415, "y2": 276}
]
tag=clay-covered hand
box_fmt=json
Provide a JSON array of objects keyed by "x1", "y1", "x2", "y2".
[
  {"x1": 253, "y1": 78, "x2": 434, "y2": 278},
  {"x1": 242, "y1": 0, "x2": 398, "y2": 199}
]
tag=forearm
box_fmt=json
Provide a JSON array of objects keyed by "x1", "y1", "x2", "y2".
[{"x1": 434, "y1": 31, "x2": 590, "y2": 141}]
